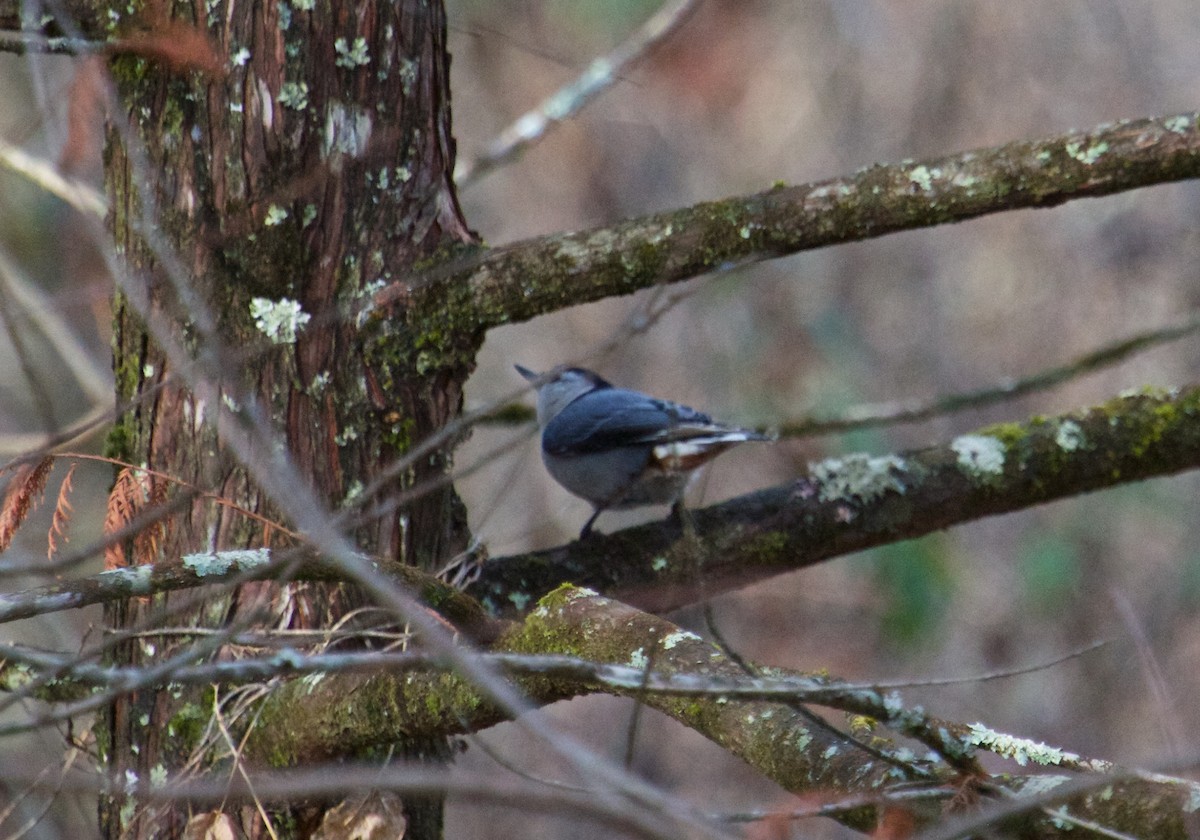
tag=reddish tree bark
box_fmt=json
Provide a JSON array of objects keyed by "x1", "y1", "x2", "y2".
[{"x1": 101, "y1": 0, "x2": 473, "y2": 836}]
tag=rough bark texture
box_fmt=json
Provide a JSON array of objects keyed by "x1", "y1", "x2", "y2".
[{"x1": 101, "y1": 0, "x2": 472, "y2": 837}]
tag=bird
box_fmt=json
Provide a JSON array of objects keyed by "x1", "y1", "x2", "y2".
[{"x1": 516, "y1": 364, "x2": 772, "y2": 539}]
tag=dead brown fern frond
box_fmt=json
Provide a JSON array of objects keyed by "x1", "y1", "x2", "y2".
[
  {"x1": 0, "y1": 457, "x2": 54, "y2": 554},
  {"x1": 103, "y1": 466, "x2": 143, "y2": 570},
  {"x1": 133, "y1": 469, "x2": 169, "y2": 564},
  {"x1": 60, "y1": 452, "x2": 299, "y2": 545},
  {"x1": 47, "y1": 462, "x2": 77, "y2": 560}
]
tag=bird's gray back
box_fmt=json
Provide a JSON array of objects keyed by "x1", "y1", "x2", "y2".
[{"x1": 541, "y1": 388, "x2": 711, "y2": 455}]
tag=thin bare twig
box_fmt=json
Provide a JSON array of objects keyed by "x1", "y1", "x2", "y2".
[
  {"x1": 0, "y1": 246, "x2": 112, "y2": 404},
  {"x1": 717, "y1": 788, "x2": 957, "y2": 824},
  {"x1": 0, "y1": 645, "x2": 1043, "y2": 770},
  {"x1": 0, "y1": 30, "x2": 103, "y2": 56},
  {"x1": 779, "y1": 314, "x2": 1200, "y2": 438},
  {"x1": 1110, "y1": 590, "x2": 1184, "y2": 769},
  {"x1": 855, "y1": 638, "x2": 1111, "y2": 690},
  {"x1": 915, "y1": 772, "x2": 1155, "y2": 840},
  {"x1": 466, "y1": 729, "x2": 590, "y2": 795},
  {"x1": 210, "y1": 688, "x2": 280, "y2": 840},
  {"x1": 455, "y1": 0, "x2": 700, "y2": 187},
  {"x1": 0, "y1": 275, "x2": 58, "y2": 433},
  {"x1": 0, "y1": 138, "x2": 106, "y2": 218}
]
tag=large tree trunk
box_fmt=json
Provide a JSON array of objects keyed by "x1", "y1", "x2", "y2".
[{"x1": 101, "y1": 0, "x2": 473, "y2": 836}]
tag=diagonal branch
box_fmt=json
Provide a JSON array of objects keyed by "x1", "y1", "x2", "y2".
[
  {"x1": 455, "y1": 0, "x2": 700, "y2": 187},
  {"x1": 243, "y1": 587, "x2": 1198, "y2": 838},
  {"x1": 472, "y1": 384, "x2": 1200, "y2": 615},
  {"x1": 5, "y1": 567, "x2": 1195, "y2": 835},
  {"x1": 0, "y1": 547, "x2": 501, "y2": 640},
  {"x1": 385, "y1": 111, "x2": 1200, "y2": 329},
  {"x1": 246, "y1": 588, "x2": 925, "y2": 794},
  {"x1": 5, "y1": 583, "x2": 1195, "y2": 835},
  {"x1": 778, "y1": 314, "x2": 1200, "y2": 438},
  {"x1": 8, "y1": 385, "x2": 1200, "y2": 632}
]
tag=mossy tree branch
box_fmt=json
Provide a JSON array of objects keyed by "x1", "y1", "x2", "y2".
[
  {"x1": 250, "y1": 586, "x2": 902, "y2": 794},
  {"x1": 4, "y1": 385, "x2": 1197, "y2": 631},
  {"x1": 4, "y1": 583, "x2": 1194, "y2": 834},
  {"x1": 242, "y1": 586, "x2": 1197, "y2": 838},
  {"x1": 472, "y1": 385, "x2": 1200, "y2": 615},
  {"x1": 385, "y1": 111, "x2": 1200, "y2": 330}
]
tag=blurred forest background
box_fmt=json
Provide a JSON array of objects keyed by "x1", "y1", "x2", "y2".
[{"x1": 3, "y1": 0, "x2": 1200, "y2": 836}]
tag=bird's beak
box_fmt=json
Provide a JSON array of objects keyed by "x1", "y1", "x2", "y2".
[{"x1": 514, "y1": 364, "x2": 540, "y2": 382}]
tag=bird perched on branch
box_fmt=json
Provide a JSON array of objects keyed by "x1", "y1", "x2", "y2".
[{"x1": 516, "y1": 365, "x2": 772, "y2": 539}]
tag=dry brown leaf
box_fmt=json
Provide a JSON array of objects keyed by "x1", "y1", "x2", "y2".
[
  {"x1": 47, "y1": 462, "x2": 77, "y2": 560},
  {"x1": 133, "y1": 470, "x2": 169, "y2": 565},
  {"x1": 103, "y1": 466, "x2": 141, "y2": 570},
  {"x1": 0, "y1": 458, "x2": 54, "y2": 554}
]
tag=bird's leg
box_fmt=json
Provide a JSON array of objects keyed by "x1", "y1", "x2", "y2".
[
  {"x1": 670, "y1": 498, "x2": 696, "y2": 537},
  {"x1": 579, "y1": 507, "x2": 604, "y2": 540}
]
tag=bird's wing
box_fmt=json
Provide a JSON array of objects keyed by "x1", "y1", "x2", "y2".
[{"x1": 541, "y1": 390, "x2": 698, "y2": 455}]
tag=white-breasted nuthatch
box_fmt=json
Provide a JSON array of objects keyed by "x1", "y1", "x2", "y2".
[{"x1": 516, "y1": 365, "x2": 772, "y2": 538}]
